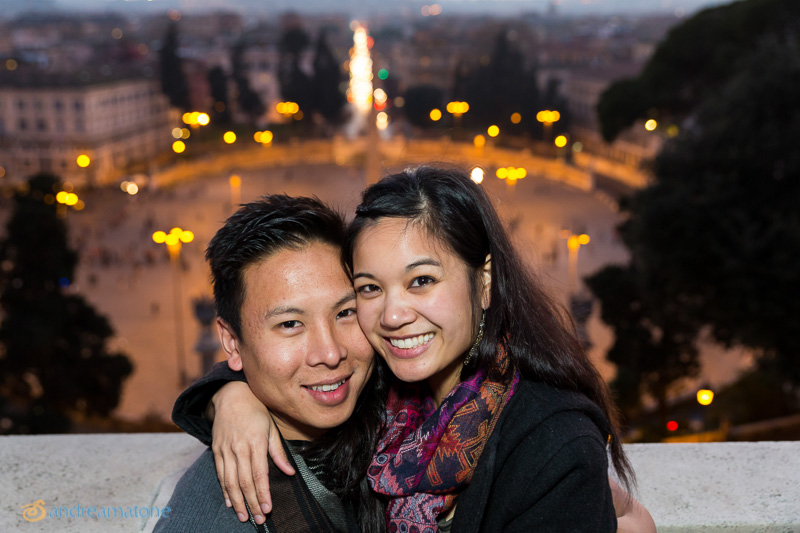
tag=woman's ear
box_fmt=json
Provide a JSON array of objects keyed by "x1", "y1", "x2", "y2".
[
  {"x1": 481, "y1": 254, "x2": 492, "y2": 309},
  {"x1": 217, "y1": 318, "x2": 243, "y2": 371}
]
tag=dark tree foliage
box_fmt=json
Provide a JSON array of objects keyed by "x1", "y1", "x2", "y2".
[
  {"x1": 278, "y1": 26, "x2": 313, "y2": 116},
  {"x1": 207, "y1": 65, "x2": 231, "y2": 124},
  {"x1": 586, "y1": 265, "x2": 699, "y2": 431},
  {"x1": 619, "y1": 36, "x2": 800, "y2": 384},
  {"x1": 453, "y1": 29, "x2": 541, "y2": 133},
  {"x1": 403, "y1": 84, "x2": 444, "y2": 128},
  {"x1": 0, "y1": 174, "x2": 133, "y2": 434},
  {"x1": 159, "y1": 21, "x2": 190, "y2": 112},
  {"x1": 231, "y1": 43, "x2": 265, "y2": 124},
  {"x1": 311, "y1": 31, "x2": 346, "y2": 125},
  {"x1": 597, "y1": 0, "x2": 800, "y2": 141}
]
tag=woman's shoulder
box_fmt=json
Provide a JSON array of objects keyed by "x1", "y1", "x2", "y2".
[{"x1": 497, "y1": 379, "x2": 611, "y2": 446}]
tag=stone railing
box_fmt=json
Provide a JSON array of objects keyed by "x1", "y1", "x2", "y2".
[{"x1": 1, "y1": 435, "x2": 798, "y2": 532}]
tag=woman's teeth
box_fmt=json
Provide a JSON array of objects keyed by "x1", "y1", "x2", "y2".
[
  {"x1": 390, "y1": 333, "x2": 434, "y2": 349},
  {"x1": 309, "y1": 379, "x2": 346, "y2": 392}
]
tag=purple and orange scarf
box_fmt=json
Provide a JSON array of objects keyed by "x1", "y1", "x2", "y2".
[{"x1": 368, "y1": 344, "x2": 520, "y2": 532}]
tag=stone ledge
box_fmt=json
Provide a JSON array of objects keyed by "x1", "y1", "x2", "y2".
[{"x1": 1, "y1": 434, "x2": 798, "y2": 532}]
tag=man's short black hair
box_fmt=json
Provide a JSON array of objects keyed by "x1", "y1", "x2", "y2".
[{"x1": 206, "y1": 195, "x2": 345, "y2": 339}]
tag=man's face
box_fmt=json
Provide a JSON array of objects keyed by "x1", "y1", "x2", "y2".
[{"x1": 219, "y1": 241, "x2": 374, "y2": 441}]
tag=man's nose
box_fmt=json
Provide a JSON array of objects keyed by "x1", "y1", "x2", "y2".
[{"x1": 306, "y1": 324, "x2": 347, "y2": 367}]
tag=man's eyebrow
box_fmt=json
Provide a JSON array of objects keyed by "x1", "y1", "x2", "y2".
[
  {"x1": 332, "y1": 292, "x2": 356, "y2": 310},
  {"x1": 264, "y1": 306, "x2": 305, "y2": 319}
]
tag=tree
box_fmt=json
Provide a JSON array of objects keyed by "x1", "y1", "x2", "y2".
[
  {"x1": 231, "y1": 42, "x2": 265, "y2": 125},
  {"x1": 402, "y1": 84, "x2": 444, "y2": 128},
  {"x1": 586, "y1": 265, "x2": 699, "y2": 431},
  {"x1": 159, "y1": 21, "x2": 190, "y2": 112},
  {"x1": 619, "y1": 36, "x2": 800, "y2": 385},
  {"x1": 454, "y1": 29, "x2": 541, "y2": 134},
  {"x1": 0, "y1": 174, "x2": 133, "y2": 434},
  {"x1": 278, "y1": 26, "x2": 313, "y2": 117},
  {"x1": 597, "y1": 0, "x2": 800, "y2": 141},
  {"x1": 207, "y1": 66, "x2": 231, "y2": 125},
  {"x1": 310, "y1": 31, "x2": 346, "y2": 125}
]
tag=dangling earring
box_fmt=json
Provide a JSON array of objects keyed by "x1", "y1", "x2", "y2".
[{"x1": 464, "y1": 309, "x2": 486, "y2": 366}]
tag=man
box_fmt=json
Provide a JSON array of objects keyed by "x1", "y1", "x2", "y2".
[{"x1": 154, "y1": 196, "x2": 383, "y2": 533}]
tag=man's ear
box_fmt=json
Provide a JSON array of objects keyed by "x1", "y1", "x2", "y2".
[
  {"x1": 217, "y1": 317, "x2": 243, "y2": 371},
  {"x1": 480, "y1": 254, "x2": 492, "y2": 309}
]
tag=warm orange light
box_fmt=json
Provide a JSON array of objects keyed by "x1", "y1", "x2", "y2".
[
  {"x1": 430, "y1": 108, "x2": 442, "y2": 121},
  {"x1": 172, "y1": 140, "x2": 186, "y2": 153},
  {"x1": 229, "y1": 175, "x2": 241, "y2": 187},
  {"x1": 223, "y1": 131, "x2": 237, "y2": 144},
  {"x1": 152, "y1": 231, "x2": 167, "y2": 244},
  {"x1": 487, "y1": 125, "x2": 499, "y2": 137},
  {"x1": 554, "y1": 135, "x2": 568, "y2": 148},
  {"x1": 260, "y1": 130, "x2": 273, "y2": 144},
  {"x1": 537, "y1": 110, "x2": 561, "y2": 124},
  {"x1": 510, "y1": 112, "x2": 522, "y2": 124},
  {"x1": 578, "y1": 234, "x2": 590, "y2": 245},
  {"x1": 76, "y1": 154, "x2": 91, "y2": 168},
  {"x1": 474, "y1": 135, "x2": 486, "y2": 148}
]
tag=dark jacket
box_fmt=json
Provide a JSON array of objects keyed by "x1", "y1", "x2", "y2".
[{"x1": 173, "y1": 364, "x2": 616, "y2": 532}]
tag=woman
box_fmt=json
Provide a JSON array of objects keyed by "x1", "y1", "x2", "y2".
[{"x1": 183, "y1": 166, "x2": 653, "y2": 531}]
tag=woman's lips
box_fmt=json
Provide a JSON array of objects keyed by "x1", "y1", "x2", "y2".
[{"x1": 383, "y1": 333, "x2": 434, "y2": 359}]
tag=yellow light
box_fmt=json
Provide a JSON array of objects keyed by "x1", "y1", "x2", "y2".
[
  {"x1": 76, "y1": 154, "x2": 91, "y2": 168},
  {"x1": 645, "y1": 119, "x2": 658, "y2": 131},
  {"x1": 153, "y1": 231, "x2": 167, "y2": 243},
  {"x1": 126, "y1": 183, "x2": 139, "y2": 195},
  {"x1": 197, "y1": 113, "x2": 210, "y2": 125},
  {"x1": 446, "y1": 101, "x2": 456, "y2": 114},
  {"x1": 667, "y1": 124, "x2": 679, "y2": 137},
  {"x1": 510, "y1": 112, "x2": 522, "y2": 124},
  {"x1": 430, "y1": 108, "x2": 442, "y2": 121},
  {"x1": 254, "y1": 131, "x2": 262, "y2": 143},
  {"x1": 554, "y1": 135, "x2": 568, "y2": 148},
  {"x1": 182, "y1": 112, "x2": 192, "y2": 124},
  {"x1": 189, "y1": 112, "x2": 201, "y2": 124},
  {"x1": 496, "y1": 167, "x2": 508, "y2": 180},
  {"x1": 223, "y1": 131, "x2": 237, "y2": 144},
  {"x1": 120, "y1": 180, "x2": 129, "y2": 192},
  {"x1": 172, "y1": 140, "x2": 186, "y2": 153},
  {"x1": 552, "y1": 111, "x2": 561, "y2": 121},
  {"x1": 276, "y1": 102, "x2": 285, "y2": 114},
  {"x1": 487, "y1": 125, "x2": 499, "y2": 137},
  {"x1": 56, "y1": 191, "x2": 69, "y2": 204},
  {"x1": 165, "y1": 233, "x2": 180, "y2": 246},
  {"x1": 180, "y1": 230, "x2": 194, "y2": 243},
  {"x1": 567, "y1": 235, "x2": 580, "y2": 250},
  {"x1": 578, "y1": 234, "x2": 590, "y2": 245},
  {"x1": 473, "y1": 135, "x2": 486, "y2": 148},
  {"x1": 697, "y1": 389, "x2": 714, "y2": 406},
  {"x1": 229, "y1": 175, "x2": 241, "y2": 187},
  {"x1": 65, "y1": 193, "x2": 79, "y2": 206},
  {"x1": 261, "y1": 130, "x2": 273, "y2": 144},
  {"x1": 470, "y1": 167, "x2": 484, "y2": 184}
]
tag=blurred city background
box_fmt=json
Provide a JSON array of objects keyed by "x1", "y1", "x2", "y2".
[{"x1": 0, "y1": 0, "x2": 797, "y2": 444}]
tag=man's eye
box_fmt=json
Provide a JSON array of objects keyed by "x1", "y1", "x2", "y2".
[
  {"x1": 410, "y1": 276, "x2": 435, "y2": 288},
  {"x1": 337, "y1": 308, "x2": 357, "y2": 319},
  {"x1": 279, "y1": 320, "x2": 302, "y2": 329}
]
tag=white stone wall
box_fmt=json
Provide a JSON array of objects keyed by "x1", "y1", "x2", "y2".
[{"x1": 1, "y1": 435, "x2": 798, "y2": 532}]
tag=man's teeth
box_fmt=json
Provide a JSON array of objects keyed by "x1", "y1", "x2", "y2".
[
  {"x1": 390, "y1": 333, "x2": 434, "y2": 349},
  {"x1": 309, "y1": 379, "x2": 346, "y2": 392}
]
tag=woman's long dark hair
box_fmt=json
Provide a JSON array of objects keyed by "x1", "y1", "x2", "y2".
[{"x1": 343, "y1": 165, "x2": 634, "y2": 490}]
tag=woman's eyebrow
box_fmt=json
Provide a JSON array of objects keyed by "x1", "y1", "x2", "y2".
[{"x1": 406, "y1": 258, "x2": 441, "y2": 272}]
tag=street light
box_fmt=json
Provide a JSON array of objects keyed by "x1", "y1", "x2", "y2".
[
  {"x1": 697, "y1": 389, "x2": 714, "y2": 406},
  {"x1": 565, "y1": 232, "x2": 590, "y2": 294},
  {"x1": 496, "y1": 166, "x2": 527, "y2": 194},
  {"x1": 153, "y1": 227, "x2": 195, "y2": 386},
  {"x1": 536, "y1": 110, "x2": 560, "y2": 142}
]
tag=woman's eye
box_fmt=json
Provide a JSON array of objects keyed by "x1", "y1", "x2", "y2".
[
  {"x1": 279, "y1": 320, "x2": 302, "y2": 329},
  {"x1": 337, "y1": 308, "x2": 357, "y2": 319},
  {"x1": 410, "y1": 276, "x2": 435, "y2": 288},
  {"x1": 356, "y1": 284, "x2": 380, "y2": 295}
]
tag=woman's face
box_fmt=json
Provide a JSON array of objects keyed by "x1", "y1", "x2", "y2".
[{"x1": 352, "y1": 218, "x2": 484, "y2": 404}]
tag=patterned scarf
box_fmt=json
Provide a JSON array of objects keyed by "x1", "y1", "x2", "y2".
[{"x1": 368, "y1": 343, "x2": 520, "y2": 532}]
